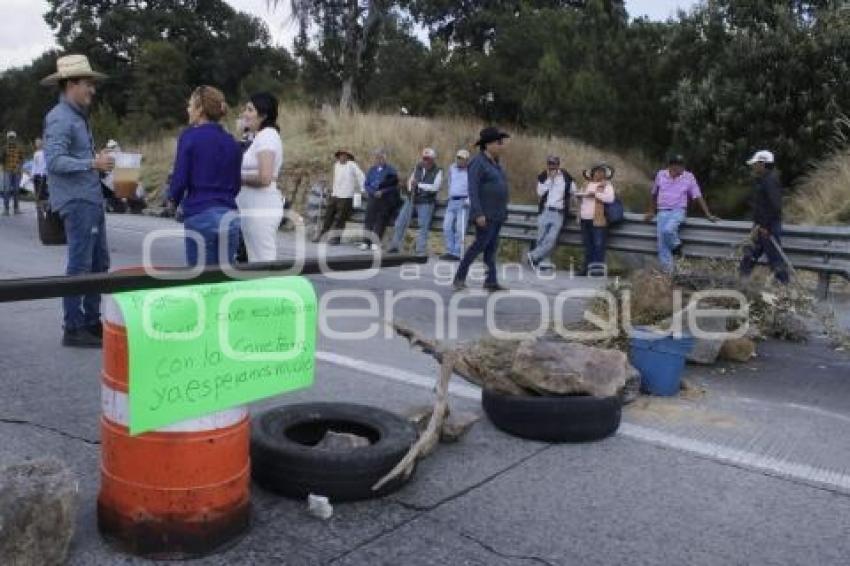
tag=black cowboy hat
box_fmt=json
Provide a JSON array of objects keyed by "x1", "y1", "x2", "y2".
[
  {"x1": 582, "y1": 163, "x2": 615, "y2": 181},
  {"x1": 474, "y1": 127, "x2": 510, "y2": 148}
]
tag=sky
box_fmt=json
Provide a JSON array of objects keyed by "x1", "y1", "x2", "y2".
[{"x1": 0, "y1": 0, "x2": 699, "y2": 72}]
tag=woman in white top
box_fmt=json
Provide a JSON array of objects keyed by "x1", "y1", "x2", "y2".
[
  {"x1": 576, "y1": 163, "x2": 616, "y2": 276},
  {"x1": 238, "y1": 92, "x2": 284, "y2": 262}
]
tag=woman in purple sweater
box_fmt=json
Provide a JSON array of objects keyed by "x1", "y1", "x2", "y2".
[{"x1": 168, "y1": 86, "x2": 242, "y2": 266}]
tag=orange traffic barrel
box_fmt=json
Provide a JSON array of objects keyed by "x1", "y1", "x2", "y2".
[{"x1": 98, "y1": 292, "x2": 251, "y2": 559}]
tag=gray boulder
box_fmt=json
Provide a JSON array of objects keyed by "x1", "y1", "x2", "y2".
[
  {"x1": 0, "y1": 458, "x2": 77, "y2": 566},
  {"x1": 510, "y1": 339, "x2": 636, "y2": 398}
]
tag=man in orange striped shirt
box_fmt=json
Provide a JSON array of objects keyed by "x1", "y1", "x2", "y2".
[{"x1": 1, "y1": 131, "x2": 24, "y2": 215}]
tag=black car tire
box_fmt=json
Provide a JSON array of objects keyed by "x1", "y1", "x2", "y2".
[
  {"x1": 251, "y1": 403, "x2": 418, "y2": 501},
  {"x1": 482, "y1": 388, "x2": 621, "y2": 443}
]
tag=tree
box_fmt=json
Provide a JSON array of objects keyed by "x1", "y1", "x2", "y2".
[
  {"x1": 127, "y1": 41, "x2": 189, "y2": 135},
  {"x1": 275, "y1": 0, "x2": 393, "y2": 110}
]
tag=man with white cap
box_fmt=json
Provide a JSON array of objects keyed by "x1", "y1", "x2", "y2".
[
  {"x1": 1, "y1": 131, "x2": 24, "y2": 215},
  {"x1": 739, "y1": 150, "x2": 789, "y2": 284},
  {"x1": 388, "y1": 147, "x2": 443, "y2": 256},
  {"x1": 440, "y1": 149, "x2": 470, "y2": 261},
  {"x1": 42, "y1": 54, "x2": 115, "y2": 347}
]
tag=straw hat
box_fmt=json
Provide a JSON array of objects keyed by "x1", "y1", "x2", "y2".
[
  {"x1": 582, "y1": 163, "x2": 615, "y2": 181},
  {"x1": 41, "y1": 54, "x2": 107, "y2": 86}
]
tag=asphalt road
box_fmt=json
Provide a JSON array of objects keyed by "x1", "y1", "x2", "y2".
[{"x1": 1, "y1": 203, "x2": 850, "y2": 566}]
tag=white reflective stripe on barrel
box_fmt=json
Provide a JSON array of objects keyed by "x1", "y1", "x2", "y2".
[
  {"x1": 103, "y1": 294, "x2": 125, "y2": 326},
  {"x1": 101, "y1": 384, "x2": 247, "y2": 432}
]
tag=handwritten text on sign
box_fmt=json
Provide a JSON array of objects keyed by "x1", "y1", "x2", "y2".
[{"x1": 113, "y1": 277, "x2": 317, "y2": 434}]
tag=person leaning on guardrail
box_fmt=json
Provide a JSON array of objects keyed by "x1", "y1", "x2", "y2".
[
  {"x1": 739, "y1": 150, "x2": 790, "y2": 285},
  {"x1": 440, "y1": 149, "x2": 471, "y2": 261},
  {"x1": 645, "y1": 154, "x2": 718, "y2": 273},
  {"x1": 453, "y1": 127, "x2": 511, "y2": 292},
  {"x1": 388, "y1": 147, "x2": 443, "y2": 257},
  {"x1": 360, "y1": 148, "x2": 400, "y2": 251},
  {"x1": 167, "y1": 85, "x2": 242, "y2": 267},
  {"x1": 527, "y1": 155, "x2": 576, "y2": 270},
  {"x1": 41, "y1": 54, "x2": 115, "y2": 348},
  {"x1": 576, "y1": 163, "x2": 616, "y2": 276}
]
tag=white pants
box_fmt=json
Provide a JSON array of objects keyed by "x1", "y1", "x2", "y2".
[{"x1": 237, "y1": 188, "x2": 284, "y2": 262}]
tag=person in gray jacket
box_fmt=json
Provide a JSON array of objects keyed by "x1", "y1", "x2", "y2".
[
  {"x1": 387, "y1": 147, "x2": 443, "y2": 256},
  {"x1": 453, "y1": 127, "x2": 511, "y2": 292},
  {"x1": 42, "y1": 55, "x2": 115, "y2": 348}
]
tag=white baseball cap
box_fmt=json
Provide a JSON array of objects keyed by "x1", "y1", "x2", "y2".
[
  {"x1": 456, "y1": 149, "x2": 470, "y2": 159},
  {"x1": 422, "y1": 147, "x2": 436, "y2": 159},
  {"x1": 746, "y1": 150, "x2": 775, "y2": 166},
  {"x1": 106, "y1": 139, "x2": 119, "y2": 150},
  {"x1": 6, "y1": 131, "x2": 16, "y2": 138}
]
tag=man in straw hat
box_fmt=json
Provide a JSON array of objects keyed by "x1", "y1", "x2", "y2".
[
  {"x1": 42, "y1": 54, "x2": 115, "y2": 348},
  {"x1": 315, "y1": 148, "x2": 365, "y2": 244},
  {"x1": 453, "y1": 127, "x2": 511, "y2": 292}
]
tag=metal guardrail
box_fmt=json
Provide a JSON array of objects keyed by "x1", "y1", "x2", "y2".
[{"x1": 348, "y1": 201, "x2": 850, "y2": 297}]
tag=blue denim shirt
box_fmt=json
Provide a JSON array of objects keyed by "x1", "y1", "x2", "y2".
[
  {"x1": 44, "y1": 96, "x2": 102, "y2": 212},
  {"x1": 468, "y1": 151, "x2": 509, "y2": 222}
]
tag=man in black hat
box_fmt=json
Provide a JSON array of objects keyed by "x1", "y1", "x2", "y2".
[{"x1": 453, "y1": 127, "x2": 511, "y2": 292}]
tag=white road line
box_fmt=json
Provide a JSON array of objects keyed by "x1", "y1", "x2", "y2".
[
  {"x1": 316, "y1": 351, "x2": 482, "y2": 400},
  {"x1": 316, "y1": 350, "x2": 850, "y2": 494}
]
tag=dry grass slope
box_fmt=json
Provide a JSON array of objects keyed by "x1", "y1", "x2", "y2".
[
  {"x1": 136, "y1": 105, "x2": 651, "y2": 209},
  {"x1": 789, "y1": 147, "x2": 850, "y2": 225}
]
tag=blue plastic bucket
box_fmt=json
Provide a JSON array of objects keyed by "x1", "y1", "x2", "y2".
[{"x1": 629, "y1": 328, "x2": 695, "y2": 397}]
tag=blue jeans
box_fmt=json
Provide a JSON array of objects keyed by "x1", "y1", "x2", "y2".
[
  {"x1": 739, "y1": 221, "x2": 789, "y2": 284},
  {"x1": 656, "y1": 209, "x2": 687, "y2": 272},
  {"x1": 390, "y1": 199, "x2": 435, "y2": 255},
  {"x1": 443, "y1": 198, "x2": 469, "y2": 257},
  {"x1": 183, "y1": 207, "x2": 240, "y2": 267},
  {"x1": 580, "y1": 220, "x2": 607, "y2": 274},
  {"x1": 3, "y1": 171, "x2": 20, "y2": 210},
  {"x1": 530, "y1": 209, "x2": 564, "y2": 263},
  {"x1": 59, "y1": 200, "x2": 110, "y2": 331},
  {"x1": 455, "y1": 220, "x2": 503, "y2": 285}
]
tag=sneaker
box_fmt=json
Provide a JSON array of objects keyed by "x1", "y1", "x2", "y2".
[
  {"x1": 385, "y1": 246, "x2": 399, "y2": 254},
  {"x1": 62, "y1": 328, "x2": 102, "y2": 348},
  {"x1": 526, "y1": 251, "x2": 539, "y2": 269},
  {"x1": 671, "y1": 244, "x2": 683, "y2": 257},
  {"x1": 439, "y1": 253, "x2": 460, "y2": 262},
  {"x1": 370, "y1": 244, "x2": 379, "y2": 251},
  {"x1": 452, "y1": 279, "x2": 467, "y2": 292},
  {"x1": 358, "y1": 243, "x2": 370, "y2": 251},
  {"x1": 484, "y1": 283, "x2": 508, "y2": 293}
]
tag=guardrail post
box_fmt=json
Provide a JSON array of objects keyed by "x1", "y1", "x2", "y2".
[{"x1": 816, "y1": 273, "x2": 832, "y2": 300}]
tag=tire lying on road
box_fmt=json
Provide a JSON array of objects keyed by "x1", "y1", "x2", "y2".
[
  {"x1": 482, "y1": 388, "x2": 621, "y2": 443},
  {"x1": 251, "y1": 403, "x2": 418, "y2": 501}
]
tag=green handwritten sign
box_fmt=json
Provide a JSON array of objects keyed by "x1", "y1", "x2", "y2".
[{"x1": 113, "y1": 277, "x2": 317, "y2": 435}]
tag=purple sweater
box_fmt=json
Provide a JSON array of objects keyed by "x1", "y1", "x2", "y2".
[{"x1": 167, "y1": 123, "x2": 241, "y2": 218}]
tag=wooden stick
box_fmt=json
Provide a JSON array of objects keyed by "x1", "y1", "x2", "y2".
[{"x1": 372, "y1": 352, "x2": 455, "y2": 491}]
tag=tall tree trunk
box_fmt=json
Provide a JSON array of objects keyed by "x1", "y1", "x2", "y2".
[{"x1": 339, "y1": 78, "x2": 354, "y2": 112}]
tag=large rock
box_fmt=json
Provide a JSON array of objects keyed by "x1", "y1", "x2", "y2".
[
  {"x1": 719, "y1": 337, "x2": 757, "y2": 362},
  {"x1": 686, "y1": 312, "x2": 730, "y2": 365},
  {"x1": 0, "y1": 458, "x2": 77, "y2": 566},
  {"x1": 510, "y1": 339, "x2": 636, "y2": 398}
]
